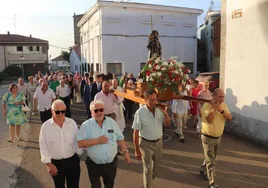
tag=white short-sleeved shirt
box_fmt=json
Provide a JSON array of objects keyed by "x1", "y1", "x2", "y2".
[
  {"x1": 56, "y1": 84, "x2": 70, "y2": 98},
  {"x1": 132, "y1": 105, "x2": 164, "y2": 140},
  {"x1": 34, "y1": 88, "x2": 56, "y2": 111}
]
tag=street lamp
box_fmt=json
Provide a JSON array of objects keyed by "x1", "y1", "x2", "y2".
[{"x1": 20, "y1": 55, "x2": 24, "y2": 79}]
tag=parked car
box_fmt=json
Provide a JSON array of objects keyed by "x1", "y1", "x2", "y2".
[{"x1": 195, "y1": 71, "x2": 219, "y2": 92}]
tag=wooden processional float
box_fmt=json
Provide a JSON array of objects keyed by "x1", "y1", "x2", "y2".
[{"x1": 114, "y1": 82, "x2": 211, "y2": 107}]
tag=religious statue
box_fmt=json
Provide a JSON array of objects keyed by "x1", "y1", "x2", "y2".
[{"x1": 147, "y1": 30, "x2": 162, "y2": 58}]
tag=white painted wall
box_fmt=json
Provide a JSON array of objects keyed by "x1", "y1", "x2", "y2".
[
  {"x1": 80, "y1": 9, "x2": 101, "y2": 71},
  {"x1": 101, "y1": 6, "x2": 198, "y2": 76},
  {"x1": 0, "y1": 46, "x2": 6, "y2": 71},
  {"x1": 225, "y1": 0, "x2": 268, "y2": 122}
]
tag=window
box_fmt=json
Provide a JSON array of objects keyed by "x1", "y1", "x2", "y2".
[
  {"x1": 107, "y1": 63, "x2": 122, "y2": 75},
  {"x1": 17, "y1": 46, "x2": 23, "y2": 52},
  {"x1": 36, "y1": 46, "x2": 40, "y2": 51},
  {"x1": 182, "y1": 62, "x2": 194, "y2": 73},
  {"x1": 90, "y1": 63, "x2": 94, "y2": 72},
  {"x1": 29, "y1": 46, "x2": 33, "y2": 51},
  {"x1": 96, "y1": 63, "x2": 99, "y2": 72}
]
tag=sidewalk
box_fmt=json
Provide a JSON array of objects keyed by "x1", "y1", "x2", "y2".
[{"x1": 15, "y1": 103, "x2": 268, "y2": 188}]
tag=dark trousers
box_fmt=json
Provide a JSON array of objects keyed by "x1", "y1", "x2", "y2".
[
  {"x1": 85, "y1": 101, "x2": 91, "y2": 119},
  {"x1": 51, "y1": 154, "x2": 81, "y2": 188},
  {"x1": 60, "y1": 96, "x2": 71, "y2": 118},
  {"x1": 40, "y1": 109, "x2": 52, "y2": 123},
  {"x1": 86, "y1": 156, "x2": 117, "y2": 188},
  {"x1": 123, "y1": 99, "x2": 134, "y2": 120}
]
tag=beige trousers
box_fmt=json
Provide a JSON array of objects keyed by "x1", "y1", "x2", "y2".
[
  {"x1": 174, "y1": 112, "x2": 188, "y2": 139},
  {"x1": 139, "y1": 138, "x2": 163, "y2": 188},
  {"x1": 200, "y1": 135, "x2": 221, "y2": 185}
]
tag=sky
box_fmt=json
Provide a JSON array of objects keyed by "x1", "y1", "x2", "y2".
[{"x1": 0, "y1": 0, "x2": 220, "y2": 59}]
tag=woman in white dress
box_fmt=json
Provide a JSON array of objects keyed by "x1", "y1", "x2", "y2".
[{"x1": 111, "y1": 79, "x2": 125, "y2": 132}]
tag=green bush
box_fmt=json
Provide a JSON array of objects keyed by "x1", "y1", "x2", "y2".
[
  {"x1": 3, "y1": 65, "x2": 22, "y2": 77},
  {"x1": 0, "y1": 72, "x2": 9, "y2": 82}
]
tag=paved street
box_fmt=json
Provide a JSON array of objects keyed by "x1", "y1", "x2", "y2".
[
  {"x1": 10, "y1": 102, "x2": 268, "y2": 188},
  {"x1": 0, "y1": 82, "x2": 31, "y2": 188}
]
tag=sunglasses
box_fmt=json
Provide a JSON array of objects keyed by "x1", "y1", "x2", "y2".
[
  {"x1": 54, "y1": 110, "x2": 66, "y2": 114},
  {"x1": 93, "y1": 108, "x2": 104, "y2": 113}
]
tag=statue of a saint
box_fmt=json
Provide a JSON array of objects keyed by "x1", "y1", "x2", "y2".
[{"x1": 147, "y1": 30, "x2": 162, "y2": 58}]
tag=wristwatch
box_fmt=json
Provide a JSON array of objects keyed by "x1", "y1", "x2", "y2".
[{"x1": 123, "y1": 149, "x2": 129, "y2": 153}]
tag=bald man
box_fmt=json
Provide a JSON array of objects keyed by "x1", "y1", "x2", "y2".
[
  {"x1": 199, "y1": 88, "x2": 232, "y2": 188},
  {"x1": 17, "y1": 78, "x2": 29, "y2": 105},
  {"x1": 94, "y1": 81, "x2": 119, "y2": 121},
  {"x1": 33, "y1": 81, "x2": 56, "y2": 123},
  {"x1": 39, "y1": 100, "x2": 81, "y2": 188}
]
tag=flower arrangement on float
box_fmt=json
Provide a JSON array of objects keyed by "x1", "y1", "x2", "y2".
[{"x1": 140, "y1": 56, "x2": 191, "y2": 94}]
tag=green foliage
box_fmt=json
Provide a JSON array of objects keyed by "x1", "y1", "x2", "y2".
[
  {"x1": 0, "y1": 72, "x2": 9, "y2": 82},
  {"x1": 3, "y1": 65, "x2": 22, "y2": 77},
  {"x1": 60, "y1": 47, "x2": 72, "y2": 62}
]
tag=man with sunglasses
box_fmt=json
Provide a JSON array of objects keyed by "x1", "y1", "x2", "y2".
[
  {"x1": 33, "y1": 81, "x2": 56, "y2": 123},
  {"x1": 132, "y1": 89, "x2": 171, "y2": 188},
  {"x1": 77, "y1": 100, "x2": 131, "y2": 188},
  {"x1": 39, "y1": 100, "x2": 82, "y2": 188}
]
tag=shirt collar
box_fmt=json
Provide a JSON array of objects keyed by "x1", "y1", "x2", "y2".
[{"x1": 50, "y1": 117, "x2": 69, "y2": 126}]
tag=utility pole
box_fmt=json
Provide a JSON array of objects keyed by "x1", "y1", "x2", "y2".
[{"x1": 13, "y1": 14, "x2": 16, "y2": 33}]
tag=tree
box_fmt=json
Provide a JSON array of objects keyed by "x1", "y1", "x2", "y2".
[
  {"x1": 3, "y1": 65, "x2": 22, "y2": 77},
  {"x1": 60, "y1": 47, "x2": 73, "y2": 62}
]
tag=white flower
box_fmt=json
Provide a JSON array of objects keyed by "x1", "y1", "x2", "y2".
[
  {"x1": 148, "y1": 64, "x2": 152, "y2": 68},
  {"x1": 152, "y1": 73, "x2": 156, "y2": 76},
  {"x1": 173, "y1": 70, "x2": 179, "y2": 74},
  {"x1": 150, "y1": 77, "x2": 154, "y2": 81},
  {"x1": 156, "y1": 65, "x2": 160, "y2": 70},
  {"x1": 188, "y1": 70, "x2": 191, "y2": 73},
  {"x1": 146, "y1": 76, "x2": 150, "y2": 81},
  {"x1": 161, "y1": 67, "x2": 166, "y2": 71},
  {"x1": 157, "y1": 72, "x2": 162, "y2": 76},
  {"x1": 163, "y1": 62, "x2": 168, "y2": 65}
]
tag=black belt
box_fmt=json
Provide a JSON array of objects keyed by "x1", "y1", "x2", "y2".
[
  {"x1": 59, "y1": 96, "x2": 69, "y2": 99},
  {"x1": 141, "y1": 137, "x2": 161, "y2": 142},
  {"x1": 51, "y1": 154, "x2": 77, "y2": 162},
  {"x1": 105, "y1": 112, "x2": 116, "y2": 116},
  {"x1": 201, "y1": 133, "x2": 220, "y2": 139}
]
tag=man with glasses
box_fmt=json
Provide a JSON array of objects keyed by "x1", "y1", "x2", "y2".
[
  {"x1": 39, "y1": 100, "x2": 82, "y2": 188},
  {"x1": 77, "y1": 100, "x2": 131, "y2": 188},
  {"x1": 33, "y1": 81, "x2": 56, "y2": 123},
  {"x1": 132, "y1": 89, "x2": 171, "y2": 188},
  {"x1": 200, "y1": 88, "x2": 232, "y2": 188}
]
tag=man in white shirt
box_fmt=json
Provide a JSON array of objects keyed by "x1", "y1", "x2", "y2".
[
  {"x1": 172, "y1": 84, "x2": 190, "y2": 143},
  {"x1": 33, "y1": 81, "x2": 56, "y2": 123},
  {"x1": 39, "y1": 99, "x2": 81, "y2": 188},
  {"x1": 17, "y1": 78, "x2": 29, "y2": 104},
  {"x1": 94, "y1": 81, "x2": 119, "y2": 121},
  {"x1": 56, "y1": 79, "x2": 71, "y2": 118}
]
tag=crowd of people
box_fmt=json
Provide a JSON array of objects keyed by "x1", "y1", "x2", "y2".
[{"x1": 1, "y1": 70, "x2": 232, "y2": 188}]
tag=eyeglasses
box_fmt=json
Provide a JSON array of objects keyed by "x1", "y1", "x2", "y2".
[
  {"x1": 54, "y1": 110, "x2": 66, "y2": 114},
  {"x1": 93, "y1": 108, "x2": 104, "y2": 113}
]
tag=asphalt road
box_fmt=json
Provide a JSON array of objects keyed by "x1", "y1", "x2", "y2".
[{"x1": 14, "y1": 102, "x2": 268, "y2": 188}]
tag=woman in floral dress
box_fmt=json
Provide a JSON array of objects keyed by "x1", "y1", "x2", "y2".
[{"x1": 2, "y1": 84, "x2": 28, "y2": 142}]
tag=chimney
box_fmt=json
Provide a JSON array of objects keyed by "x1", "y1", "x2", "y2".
[
  {"x1": 30, "y1": 34, "x2": 32, "y2": 37},
  {"x1": 7, "y1": 31, "x2": 10, "y2": 35}
]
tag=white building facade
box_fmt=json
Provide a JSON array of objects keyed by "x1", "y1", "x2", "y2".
[
  {"x1": 78, "y1": 1, "x2": 203, "y2": 76},
  {"x1": 221, "y1": 0, "x2": 268, "y2": 146}
]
